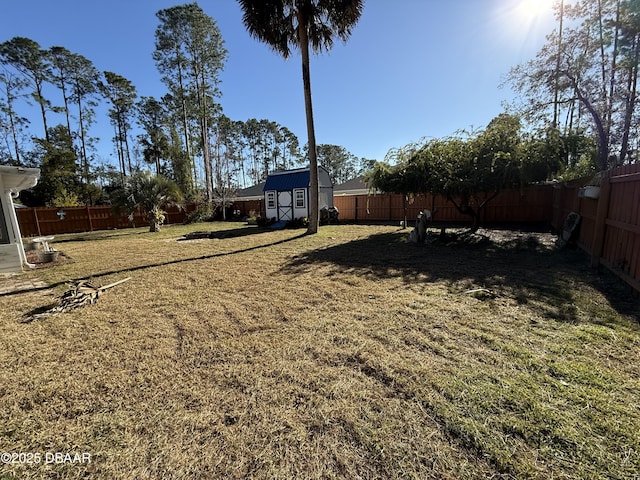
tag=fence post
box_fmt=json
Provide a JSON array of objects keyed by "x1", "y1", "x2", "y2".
[
  {"x1": 590, "y1": 171, "x2": 612, "y2": 268},
  {"x1": 86, "y1": 205, "x2": 94, "y2": 231},
  {"x1": 354, "y1": 196, "x2": 358, "y2": 222},
  {"x1": 33, "y1": 208, "x2": 42, "y2": 237},
  {"x1": 552, "y1": 184, "x2": 564, "y2": 231}
]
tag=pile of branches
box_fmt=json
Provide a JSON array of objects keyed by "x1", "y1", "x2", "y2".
[{"x1": 23, "y1": 277, "x2": 130, "y2": 323}]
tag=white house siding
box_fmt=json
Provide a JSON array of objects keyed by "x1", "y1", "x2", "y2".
[
  {"x1": 0, "y1": 166, "x2": 40, "y2": 272},
  {"x1": 0, "y1": 190, "x2": 22, "y2": 272}
]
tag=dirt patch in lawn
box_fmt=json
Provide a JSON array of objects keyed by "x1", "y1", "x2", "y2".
[{"x1": 24, "y1": 249, "x2": 74, "y2": 269}]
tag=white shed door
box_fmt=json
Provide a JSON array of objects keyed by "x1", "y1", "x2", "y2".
[{"x1": 278, "y1": 191, "x2": 293, "y2": 221}]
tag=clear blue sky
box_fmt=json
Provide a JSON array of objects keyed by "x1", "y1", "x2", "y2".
[{"x1": 1, "y1": 0, "x2": 557, "y2": 167}]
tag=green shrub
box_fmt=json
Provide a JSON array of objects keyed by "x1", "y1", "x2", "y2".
[
  {"x1": 51, "y1": 189, "x2": 82, "y2": 207},
  {"x1": 286, "y1": 217, "x2": 309, "y2": 229},
  {"x1": 256, "y1": 216, "x2": 275, "y2": 227},
  {"x1": 185, "y1": 203, "x2": 217, "y2": 224},
  {"x1": 246, "y1": 210, "x2": 260, "y2": 225}
]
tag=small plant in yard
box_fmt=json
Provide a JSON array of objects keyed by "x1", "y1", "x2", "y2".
[
  {"x1": 185, "y1": 203, "x2": 217, "y2": 224},
  {"x1": 50, "y1": 188, "x2": 82, "y2": 207},
  {"x1": 246, "y1": 209, "x2": 260, "y2": 225},
  {"x1": 256, "y1": 215, "x2": 275, "y2": 227},
  {"x1": 286, "y1": 217, "x2": 309, "y2": 229},
  {"x1": 113, "y1": 170, "x2": 183, "y2": 232}
]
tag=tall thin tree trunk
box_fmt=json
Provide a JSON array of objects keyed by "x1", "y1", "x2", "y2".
[
  {"x1": 620, "y1": 32, "x2": 640, "y2": 165},
  {"x1": 195, "y1": 63, "x2": 213, "y2": 203},
  {"x1": 575, "y1": 86, "x2": 609, "y2": 170},
  {"x1": 114, "y1": 122, "x2": 125, "y2": 180},
  {"x1": 36, "y1": 80, "x2": 49, "y2": 142},
  {"x1": 240, "y1": 145, "x2": 247, "y2": 188},
  {"x1": 598, "y1": 0, "x2": 608, "y2": 95},
  {"x1": 553, "y1": 0, "x2": 564, "y2": 129},
  {"x1": 59, "y1": 75, "x2": 72, "y2": 141},
  {"x1": 124, "y1": 127, "x2": 132, "y2": 174},
  {"x1": 9, "y1": 112, "x2": 20, "y2": 164},
  {"x1": 597, "y1": 0, "x2": 613, "y2": 151},
  {"x1": 77, "y1": 97, "x2": 89, "y2": 185},
  {"x1": 176, "y1": 57, "x2": 195, "y2": 190},
  {"x1": 606, "y1": 0, "x2": 621, "y2": 145},
  {"x1": 201, "y1": 117, "x2": 213, "y2": 202},
  {"x1": 77, "y1": 96, "x2": 93, "y2": 203},
  {"x1": 251, "y1": 144, "x2": 258, "y2": 184},
  {"x1": 3, "y1": 81, "x2": 21, "y2": 164},
  {"x1": 297, "y1": 7, "x2": 319, "y2": 234}
]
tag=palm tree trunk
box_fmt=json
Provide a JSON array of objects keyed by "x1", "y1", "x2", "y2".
[{"x1": 297, "y1": 7, "x2": 319, "y2": 234}]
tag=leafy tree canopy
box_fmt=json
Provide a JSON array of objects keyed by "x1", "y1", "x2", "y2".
[
  {"x1": 368, "y1": 114, "x2": 565, "y2": 230},
  {"x1": 507, "y1": 0, "x2": 640, "y2": 170},
  {"x1": 20, "y1": 124, "x2": 81, "y2": 207}
]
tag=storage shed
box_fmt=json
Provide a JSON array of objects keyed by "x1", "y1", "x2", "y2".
[
  {"x1": 0, "y1": 165, "x2": 41, "y2": 272},
  {"x1": 263, "y1": 166, "x2": 333, "y2": 222}
]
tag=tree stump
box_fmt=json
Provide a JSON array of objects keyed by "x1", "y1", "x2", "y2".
[{"x1": 409, "y1": 210, "x2": 431, "y2": 244}]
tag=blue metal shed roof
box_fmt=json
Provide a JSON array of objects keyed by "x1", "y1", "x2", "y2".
[{"x1": 263, "y1": 170, "x2": 310, "y2": 191}]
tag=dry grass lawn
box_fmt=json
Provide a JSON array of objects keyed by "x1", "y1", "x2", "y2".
[{"x1": 1, "y1": 222, "x2": 639, "y2": 479}]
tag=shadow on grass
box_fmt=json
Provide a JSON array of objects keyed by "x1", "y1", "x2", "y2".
[
  {"x1": 177, "y1": 225, "x2": 275, "y2": 241},
  {"x1": 3, "y1": 230, "x2": 306, "y2": 298},
  {"x1": 281, "y1": 229, "x2": 638, "y2": 326},
  {"x1": 48, "y1": 229, "x2": 149, "y2": 244}
]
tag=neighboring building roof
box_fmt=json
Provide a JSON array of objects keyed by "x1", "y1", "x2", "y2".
[
  {"x1": 235, "y1": 182, "x2": 265, "y2": 200},
  {"x1": 334, "y1": 176, "x2": 370, "y2": 196},
  {"x1": 263, "y1": 166, "x2": 332, "y2": 192}
]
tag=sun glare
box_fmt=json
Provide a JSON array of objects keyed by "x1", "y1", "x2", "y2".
[
  {"x1": 517, "y1": 0, "x2": 555, "y2": 20},
  {"x1": 490, "y1": 0, "x2": 558, "y2": 58}
]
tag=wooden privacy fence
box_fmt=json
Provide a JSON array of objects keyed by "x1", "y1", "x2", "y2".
[
  {"x1": 16, "y1": 204, "x2": 195, "y2": 237},
  {"x1": 551, "y1": 163, "x2": 640, "y2": 293},
  {"x1": 333, "y1": 185, "x2": 555, "y2": 225},
  {"x1": 14, "y1": 170, "x2": 640, "y2": 294}
]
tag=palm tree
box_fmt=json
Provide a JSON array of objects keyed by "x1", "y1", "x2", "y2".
[
  {"x1": 122, "y1": 171, "x2": 183, "y2": 232},
  {"x1": 237, "y1": 0, "x2": 363, "y2": 234}
]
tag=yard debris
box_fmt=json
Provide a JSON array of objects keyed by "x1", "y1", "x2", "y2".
[
  {"x1": 461, "y1": 288, "x2": 497, "y2": 299},
  {"x1": 556, "y1": 212, "x2": 581, "y2": 248},
  {"x1": 23, "y1": 277, "x2": 131, "y2": 322},
  {"x1": 320, "y1": 205, "x2": 339, "y2": 224},
  {"x1": 182, "y1": 231, "x2": 212, "y2": 240},
  {"x1": 408, "y1": 210, "x2": 431, "y2": 243}
]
